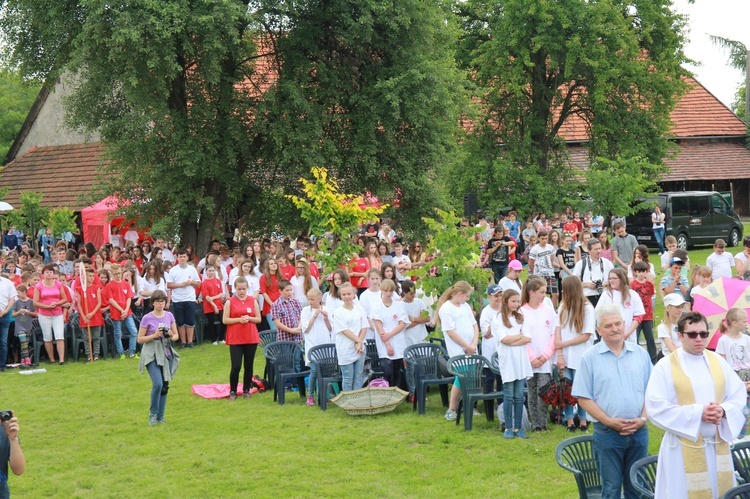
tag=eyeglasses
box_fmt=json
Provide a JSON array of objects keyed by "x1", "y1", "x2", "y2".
[{"x1": 681, "y1": 331, "x2": 710, "y2": 339}]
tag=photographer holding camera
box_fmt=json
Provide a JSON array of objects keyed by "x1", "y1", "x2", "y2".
[
  {"x1": 572, "y1": 239, "x2": 613, "y2": 307},
  {"x1": 0, "y1": 409, "x2": 25, "y2": 498},
  {"x1": 137, "y1": 291, "x2": 180, "y2": 426}
]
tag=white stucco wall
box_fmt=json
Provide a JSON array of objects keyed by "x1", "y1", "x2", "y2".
[{"x1": 15, "y1": 72, "x2": 100, "y2": 157}]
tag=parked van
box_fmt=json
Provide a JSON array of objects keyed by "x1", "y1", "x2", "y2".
[{"x1": 626, "y1": 191, "x2": 743, "y2": 250}]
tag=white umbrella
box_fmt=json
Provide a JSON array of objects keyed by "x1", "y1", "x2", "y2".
[{"x1": 0, "y1": 202, "x2": 13, "y2": 211}]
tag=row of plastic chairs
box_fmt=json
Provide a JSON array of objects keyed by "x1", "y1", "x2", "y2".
[
  {"x1": 259, "y1": 338, "x2": 504, "y2": 428},
  {"x1": 556, "y1": 435, "x2": 750, "y2": 499}
]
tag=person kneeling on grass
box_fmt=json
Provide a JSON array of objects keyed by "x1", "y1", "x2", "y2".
[{"x1": 137, "y1": 291, "x2": 180, "y2": 426}]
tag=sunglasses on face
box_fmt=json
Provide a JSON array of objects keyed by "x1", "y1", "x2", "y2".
[{"x1": 681, "y1": 331, "x2": 709, "y2": 339}]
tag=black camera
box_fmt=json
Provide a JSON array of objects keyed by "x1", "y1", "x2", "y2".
[
  {"x1": 593, "y1": 280, "x2": 604, "y2": 294},
  {"x1": 0, "y1": 410, "x2": 13, "y2": 422}
]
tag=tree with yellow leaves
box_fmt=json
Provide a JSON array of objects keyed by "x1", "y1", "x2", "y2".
[{"x1": 287, "y1": 168, "x2": 387, "y2": 275}]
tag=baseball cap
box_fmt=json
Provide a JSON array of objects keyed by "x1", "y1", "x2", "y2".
[
  {"x1": 663, "y1": 294, "x2": 686, "y2": 308},
  {"x1": 487, "y1": 284, "x2": 502, "y2": 296},
  {"x1": 508, "y1": 260, "x2": 523, "y2": 271},
  {"x1": 669, "y1": 257, "x2": 685, "y2": 266}
]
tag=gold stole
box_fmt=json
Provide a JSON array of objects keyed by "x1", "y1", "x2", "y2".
[{"x1": 669, "y1": 350, "x2": 734, "y2": 498}]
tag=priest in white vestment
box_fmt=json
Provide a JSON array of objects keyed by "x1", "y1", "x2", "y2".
[{"x1": 645, "y1": 311, "x2": 747, "y2": 499}]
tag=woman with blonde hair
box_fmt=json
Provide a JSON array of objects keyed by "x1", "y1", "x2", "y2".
[
  {"x1": 290, "y1": 259, "x2": 318, "y2": 307},
  {"x1": 554, "y1": 276, "x2": 594, "y2": 432},
  {"x1": 436, "y1": 281, "x2": 478, "y2": 422}
]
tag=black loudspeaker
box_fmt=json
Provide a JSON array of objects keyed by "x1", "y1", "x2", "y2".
[{"x1": 464, "y1": 193, "x2": 477, "y2": 217}]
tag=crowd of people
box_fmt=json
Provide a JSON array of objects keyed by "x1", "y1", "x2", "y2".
[{"x1": 1, "y1": 208, "x2": 750, "y2": 498}]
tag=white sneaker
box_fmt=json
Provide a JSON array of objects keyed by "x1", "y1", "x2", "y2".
[
  {"x1": 445, "y1": 410, "x2": 457, "y2": 421},
  {"x1": 212, "y1": 341, "x2": 219, "y2": 345},
  {"x1": 220, "y1": 340, "x2": 226, "y2": 344}
]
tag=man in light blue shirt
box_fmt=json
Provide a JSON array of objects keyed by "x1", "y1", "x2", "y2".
[{"x1": 572, "y1": 304, "x2": 652, "y2": 499}]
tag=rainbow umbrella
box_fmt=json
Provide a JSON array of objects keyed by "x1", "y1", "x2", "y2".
[{"x1": 692, "y1": 277, "x2": 750, "y2": 348}]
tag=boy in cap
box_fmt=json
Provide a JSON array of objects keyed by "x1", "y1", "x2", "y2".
[{"x1": 660, "y1": 257, "x2": 690, "y2": 301}]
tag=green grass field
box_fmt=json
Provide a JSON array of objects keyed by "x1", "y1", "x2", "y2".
[
  {"x1": 4, "y1": 229, "x2": 746, "y2": 498},
  {"x1": 3, "y1": 344, "x2": 668, "y2": 498}
]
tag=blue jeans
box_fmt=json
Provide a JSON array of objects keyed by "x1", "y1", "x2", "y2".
[
  {"x1": 307, "y1": 361, "x2": 318, "y2": 396},
  {"x1": 562, "y1": 368, "x2": 587, "y2": 422},
  {"x1": 284, "y1": 347, "x2": 303, "y2": 389},
  {"x1": 0, "y1": 314, "x2": 9, "y2": 370},
  {"x1": 113, "y1": 316, "x2": 138, "y2": 355},
  {"x1": 340, "y1": 355, "x2": 365, "y2": 392},
  {"x1": 502, "y1": 379, "x2": 525, "y2": 430},
  {"x1": 653, "y1": 227, "x2": 666, "y2": 253},
  {"x1": 146, "y1": 361, "x2": 168, "y2": 420},
  {"x1": 491, "y1": 263, "x2": 508, "y2": 284},
  {"x1": 593, "y1": 423, "x2": 648, "y2": 499}
]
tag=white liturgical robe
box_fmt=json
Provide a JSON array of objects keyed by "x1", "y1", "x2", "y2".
[{"x1": 645, "y1": 348, "x2": 747, "y2": 499}]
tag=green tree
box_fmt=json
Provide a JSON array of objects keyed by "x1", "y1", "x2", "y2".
[
  {"x1": 0, "y1": 70, "x2": 40, "y2": 163},
  {"x1": 734, "y1": 86, "x2": 747, "y2": 124},
  {"x1": 584, "y1": 156, "x2": 663, "y2": 219},
  {"x1": 47, "y1": 207, "x2": 77, "y2": 239},
  {"x1": 409, "y1": 209, "x2": 491, "y2": 313},
  {"x1": 0, "y1": 0, "x2": 464, "y2": 253},
  {"x1": 251, "y1": 0, "x2": 465, "y2": 236},
  {"x1": 4, "y1": 191, "x2": 48, "y2": 245},
  {"x1": 451, "y1": 0, "x2": 689, "y2": 214}
]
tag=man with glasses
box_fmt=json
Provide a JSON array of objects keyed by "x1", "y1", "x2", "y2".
[{"x1": 645, "y1": 312, "x2": 746, "y2": 499}]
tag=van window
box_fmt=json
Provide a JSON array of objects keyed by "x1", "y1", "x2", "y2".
[
  {"x1": 711, "y1": 194, "x2": 728, "y2": 214},
  {"x1": 671, "y1": 195, "x2": 709, "y2": 217}
]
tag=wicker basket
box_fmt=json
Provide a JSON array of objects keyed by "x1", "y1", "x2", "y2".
[{"x1": 330, "y1": 386, "x2": 409, "y2": 416}]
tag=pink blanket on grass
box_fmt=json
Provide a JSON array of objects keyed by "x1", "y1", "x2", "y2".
[{"x1": 191, "y1": 384, "x2": 259, "y2": 399}]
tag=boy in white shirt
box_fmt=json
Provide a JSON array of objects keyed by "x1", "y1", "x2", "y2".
[
  {"x1": 706, "y1": 238, "x2": 735, "y2": 281},
  {"x1": 391, "y1": 242, "x2": 411, "y2": 282},
  {"x1": 166, "y1": 249, "x2": 201, "y2": 347}
]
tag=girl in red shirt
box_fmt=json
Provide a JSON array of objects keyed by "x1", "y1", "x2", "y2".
[
  {"x1": 260, "y1": 258, "x2": 283, "y2": 331},
  {"x1": 349, "y1": 251, "x2": 370, "y2": 296},
  {"x1": 222, "y1": 276, "x2": 261, "y2": 400},
  {"x1": 199, "y1": 265, "x2": 226, "y2": 344},
  {"x1": 76, "y1": 268, "x2": 104, "y2": 361}
]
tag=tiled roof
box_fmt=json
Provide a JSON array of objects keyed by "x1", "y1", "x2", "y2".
[
  {"x1": 0, "y1": 143, "x2": 107, "y2": 210},
  {"x1": 566, "y1": 140, "x2": 750, "y2": 182},
  {"x1": 669, "y1": 78, "x2": 747, "y2": 138},
  {"x1": 663, "y1": 140, "x2": 750, "y2": 181},
  {"x1": 557, "y1": 77, "x2": 747, "y2": 142}
]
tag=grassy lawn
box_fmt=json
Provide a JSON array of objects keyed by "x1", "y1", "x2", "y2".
[
  {"x1": 6, "y1": 226, "x2": 747, "y2": 498},
  {"x1": 5, "y1": 342, "x2": 668, "y2": 498}
]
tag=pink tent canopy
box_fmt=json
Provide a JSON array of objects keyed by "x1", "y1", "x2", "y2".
[{"x1": 80, "y1": 196, "x2": 124, "y2": 248}]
